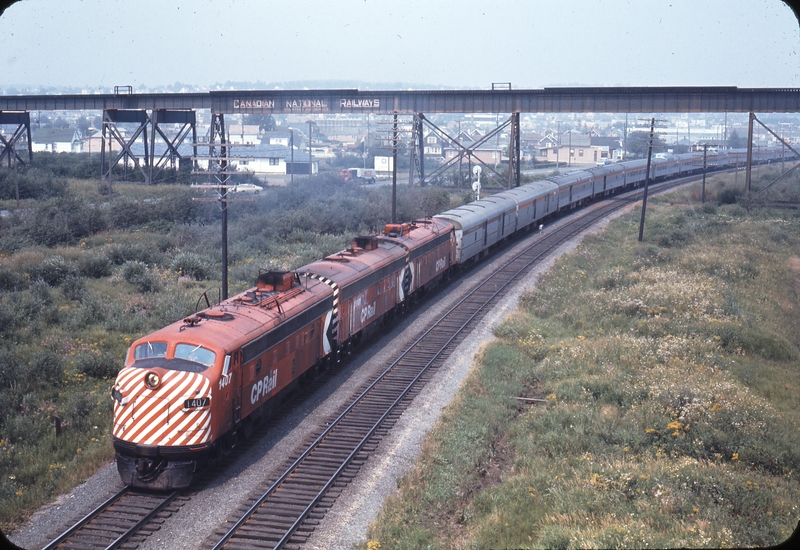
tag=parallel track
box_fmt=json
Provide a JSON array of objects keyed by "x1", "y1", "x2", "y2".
[
  {"x1": 206, "y1": 176, "x2": 696, "y2": 549},
  {"x1": 41, "y1": 173, "x2": 697, "y2": 550}
]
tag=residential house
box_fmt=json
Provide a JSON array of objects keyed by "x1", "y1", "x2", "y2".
[
  {"x1": 226, "y1": 124, "x2": 261, "y2": 145},
  {"x1": 32, "y1": 127, "x2": 83, "y2": 153},
  {"x1": 423, "y1": 131, "x2": 445, "y2": 159},
  {"x1": 535, "y1": 131, "x2": 620, "y2": 165},
  {"x1": 442, "y1": 129, "x2": 505, "y2": 166}
]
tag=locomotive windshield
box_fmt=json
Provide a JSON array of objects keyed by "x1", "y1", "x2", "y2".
[
  {"x1": 174, "y1": 343, "x2": 217, "y2": 367},
  {"x1": 134, "y1": 341, "x2": 167, "y2": 359}
]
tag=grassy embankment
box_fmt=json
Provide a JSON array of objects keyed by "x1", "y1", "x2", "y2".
[
  {"x1": 366, "y1": 168, "x2": 800, "y2": 548},
  {"x1": 0, "y1": 170, "x2": 466, "y2": 535}
]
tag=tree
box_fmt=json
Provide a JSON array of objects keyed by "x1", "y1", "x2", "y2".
[
  {"x1": 728, "y1": 129, "x2": 747, "y2": 149},
  {"x1": 626, "y1": 131, "x2": 666, "y2": 158},
  {"x1": 242, "y1": 114, "x2": 276, "y2": 132}
]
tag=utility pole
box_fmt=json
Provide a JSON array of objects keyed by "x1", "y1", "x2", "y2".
[
  {"x1": 556, "y1": 120, "x2": 560, "y2": 173},
  {"x1": 746, "y1": 111, "x2": 754, "y2": 198},
  {"x1": 392, "y1": 113, "x2": 398, "y2": 224},
  {"x1": 191, "y1": 114, "x2": 253, "y2": 300},
  {"x1": 638, "y1": 117, "x2": 665, "y2": 242},
  {"x1": 290, "y1": 129, "x2": 294, "y2": 184},
  {"x1": 701, "y1": 143, "x2": 708, "y2": 203}
]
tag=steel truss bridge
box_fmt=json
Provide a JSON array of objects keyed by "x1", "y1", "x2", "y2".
[{"x1": 1, "y1": 86, "x2": 799, "y2": 186}]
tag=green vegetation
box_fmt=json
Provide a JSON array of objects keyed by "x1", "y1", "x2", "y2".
[
  {"x1": 0, "y1": 163, "x2": 466, "y2": 533},
  {"x1": 366, "y1": 169, "x2": 800, "y2": 548}
]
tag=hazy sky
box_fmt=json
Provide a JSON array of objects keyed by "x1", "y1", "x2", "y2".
[{"x1": 0, "y1": 0, "x2": 798, "y2": 90}]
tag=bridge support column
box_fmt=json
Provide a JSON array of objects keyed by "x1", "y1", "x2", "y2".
[
  {"x1": 0, "y1": 111, "x2": 33, "y2": 167},
  {"x1": 415, "y1": 113, "x2": 515, "y2": 188},
  {"x1": 101, "y1": 109, "x2": 197, "y2": 183},
  {"x1": 408, "y1": 113, "x2": 425, "y2": 186}
]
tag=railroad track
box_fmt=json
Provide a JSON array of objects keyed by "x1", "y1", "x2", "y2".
[
  {"x1": 39, "y1": 173, "x2": 697, "y2": 550},
  {"x1": 204, "y1": 176, "x2": 700, "y2": 550},
  {"x1": 41, "y1": 487, "x2": 179, "y2": 550}
]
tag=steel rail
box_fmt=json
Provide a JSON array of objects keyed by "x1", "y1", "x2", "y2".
[
  {"x1": 41, "y1": 487, "x2": 130, "y2": 550},
  {"x1": 41, "y1": 487, "x2": 179, "y2": 550}
]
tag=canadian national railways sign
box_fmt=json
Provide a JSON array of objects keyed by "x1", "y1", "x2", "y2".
[{"x1": 231, "y1": 96, "x2": 381, "y2": 113}]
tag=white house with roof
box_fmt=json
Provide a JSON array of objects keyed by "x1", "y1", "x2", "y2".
[{"x1": 32, "y1": 127, "x2": 83, "y2": 153}]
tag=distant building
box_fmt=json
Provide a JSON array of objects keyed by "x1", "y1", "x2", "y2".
[
  {"x1": 227, "y1": 124, "x2": 261, "y2": 145},
  {"x1": 535, "y1": 131, "x2": 621, "y2": 165},
  {"x1": 32, "y1": 127, "x2": 82, "y2": 153}
]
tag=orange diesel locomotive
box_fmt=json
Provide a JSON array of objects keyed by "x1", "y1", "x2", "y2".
[{"x1": 111, "y1": 219, "x2": 454, "y2": 489}]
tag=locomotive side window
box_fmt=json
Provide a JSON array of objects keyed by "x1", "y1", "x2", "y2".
[
  {"x1": 174, "y1": 344, "x2": 217, "y2": 367},
  {"x1": 134, "y1": 341, "x2": 167, "y2": 359}
]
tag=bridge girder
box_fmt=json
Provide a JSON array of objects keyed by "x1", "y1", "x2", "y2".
[{"x1": 1, "y1": 87, "x2": 799, "y2": 114}]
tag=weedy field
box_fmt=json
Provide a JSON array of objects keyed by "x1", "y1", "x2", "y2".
[
  {"x1": 0, "y1": 162, "x2": 466, "y2": 534},
  {"x1": 366, "y1": 169, "x2": 800, "y2": 549}
]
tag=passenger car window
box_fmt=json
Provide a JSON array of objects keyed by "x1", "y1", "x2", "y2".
[
  {"x1": 174, "y1": 344, "x2": 217, "y2": 367},
  {"x1": 134, "y1": 341, "x2": 168, "y2": 359}
]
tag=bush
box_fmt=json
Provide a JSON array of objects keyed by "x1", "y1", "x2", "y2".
[
  {"x1": 78, "y1": 252, "x2": 112, "y2": 278},
  {"x1": 22, "y1": 197, "x2": 106, "y2": 247},
  {"x1": 107, "y1": 243, "x2": 163, "y2": 266},
  {"x1": 170, "y1": 251, "x2": 211, "y2": 280},
  {"x1": 121, "y1": 260, "x2": 160, "y2": 293},
  {"x1": 17, "y1": 349, "x2": 65, "y2": 391},
  {"x1": 60, "y1": 275, "x2": 86, "y2": 302},
  {"x1": 718, "y1": 185, "x2": 744, "y2": 205},
  {"x1": 74, "y1": 350, "x2": 119, "y2": 379},
  {"x1": 0, "y1": 166, "x2": 69, "y2": 200},
  {"x1": 25, "y1": 255, "x2": 79, "y2": 286},
  {"x1": 62, "y1": 392, "x2": 96, "y2": 433},
  {"x1": 0, "y1": 266, "x2": 28, "y2": 292}
]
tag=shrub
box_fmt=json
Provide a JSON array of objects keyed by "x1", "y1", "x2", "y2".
[
  {"x1": 62, "y1": 392, "x2": 96, "y2": 433},
  {"x1": 120, "y1": 260, "x2": 160, "y2": 293},
  {"x1": 107, "y1": 243, "x2": 163, "y2": 266},
  {"x1": 74, "y1": 350, "x2": 119, "y2": 379},
  {"x1": 0, "y1": 266, "x2": 28, "y2": 292},
  {"x1": 78, "y1": 252, "x2": 112, "y2": 278},
  {"x1": 25, "y1": 255, "x2": 79, "y2": 286},
  {"x1": 702, "y1": 202, "x2": 718, "y2": 214},
  {"x1": 18, "y1": 349, "x2": 65, "y2": 391},
  {"x1": 170, "y1": 251, "x2": 211, "y2": 280},
  {"x1": 60, "y1": 275, "x2": 86, "y2": 302},
  {"x1": 718, "y1": 186, "x2": 744, "y2": 205},
  {"x1": 22, "y1": 197, "x2": 106, "y2": 247},
  {"x1": 0, "y1": 166, "x2": 69, "y2": 200}
]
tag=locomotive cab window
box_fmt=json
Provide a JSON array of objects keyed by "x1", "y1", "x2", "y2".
[
  {"x1": 134, "y1": 341, "x2": 167, "y2": 359},
  {"x1": 174, "y1": 344, "x2": 217, "y2": 367}
]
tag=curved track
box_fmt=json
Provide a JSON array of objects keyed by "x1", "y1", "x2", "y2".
[
  {"x1": 205, "y1": 175, "x2": 698, "y2": 550},
  {"x1": 40, "y1": 173, "x2": 699, "y2": 550}
]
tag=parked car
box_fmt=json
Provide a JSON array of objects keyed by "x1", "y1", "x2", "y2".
[{"x1": 231, "y1": 183, "x2": 263, "y2": 193}]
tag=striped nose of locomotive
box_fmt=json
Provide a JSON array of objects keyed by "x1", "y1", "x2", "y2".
[{"x1": 112, "y1": 367, "x2": 212, "y2": 447}]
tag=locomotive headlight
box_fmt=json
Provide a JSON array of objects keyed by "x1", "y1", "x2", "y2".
[{"x1": 145, "y1": 372, "x2": 160, "y2": 388}]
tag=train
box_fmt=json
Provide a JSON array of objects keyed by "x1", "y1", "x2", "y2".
[{"x1": 111, "y1": 146, "x2": 790, "y2": 489}]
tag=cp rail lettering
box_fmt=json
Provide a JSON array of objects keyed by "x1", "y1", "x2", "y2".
[{"x1": 251, "y1": 369, "x2": 278, "y2": 405}]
